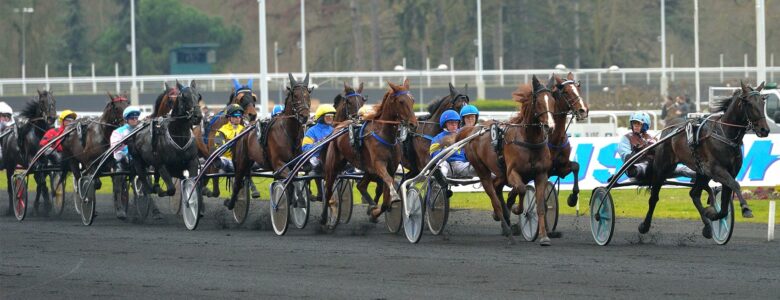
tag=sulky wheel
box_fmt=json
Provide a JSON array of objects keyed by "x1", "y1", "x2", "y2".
[
  {"x1": 336, "y1": 179, "x2": 353, "y2": 224},
  {"x1": 49, "y1": 172, "x2": 67, "y2": 217},
  {"x1": 544, "y1": 183, "x2": 559, "y2": 232},
  {"x1": 168, "y1": 178, "x2": 181, "y2": 215},
  {"x1": 78, "y1": 175, "x2": 97, "y2": 226},
  {"x1": 403, "y1": 186, "x2": 425, "y2": 244},
  {"x1": 589, "y1": 187, "x2": 615, "y2": 246},
  {"x1": 710, "y1": 187, "x2": 735, "y2": 245},
  {"x1": 385, "y1": 198, "x2": 403, "y2": 233},
  {"x1": 519, "y1": 184, "x2": 539, "y2": 242},
  {"x1": 425, "y1": 179, "x2": 449, "y2": 235},
  {"x1": 132, "y1": 177, "x2": 150, "y2": 221},
  {"x1": 12, "y1": 174, "x2": 28, "y2": 221},
  {"x1": 181, "y1": 178, "x2": 202, "y2": 230},
  {"x1": 270, "y1": 181, "x2": 290, "y2": 236},
  {"x1": 289, "y1": 180, "x2": 310, "y2": 229},
  {"x1": 232, "y1": 178, "x2": 252, "y2": 226}
]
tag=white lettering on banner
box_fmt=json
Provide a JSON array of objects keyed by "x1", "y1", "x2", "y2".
[{"x1": 451, "y1": 134, "x2": 780, "y2": 192}]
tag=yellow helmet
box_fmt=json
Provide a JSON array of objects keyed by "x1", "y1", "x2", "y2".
[
  {"x1": 313, "y1": 104, "x2": 337, "y2": 120},
  {"x1": 59, "y1": 110, "x2": 77, "y2": 123}
]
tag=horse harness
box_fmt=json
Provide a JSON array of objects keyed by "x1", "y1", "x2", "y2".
[{"x1": 490, "y1": 87, "x2": 552, "y2": 171}]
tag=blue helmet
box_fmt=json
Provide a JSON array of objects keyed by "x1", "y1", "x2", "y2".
[
  {"x1": 459, "y1": 105, "x2": 479, "y2": 118},
  {"x1": 272, "y1": 105, "x2": 284, "y2": 117},
  {"x1": 123, "y1": 106, "x2": 141, "y2": 119},
  {"x1": 629, "y1": 111, "x2": 651, "y2": 132},
  {"x1": 439, "y1": 110, "x2": 461, "y2": 128}
]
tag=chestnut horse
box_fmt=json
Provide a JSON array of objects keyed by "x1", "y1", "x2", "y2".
[
  {"x1": 455, "y1": 76, "x2": 555, "y2": 245},
  {"x1": 224, "y1": 73, "x2": 312, "y2": 209},
  {"x1": 641, "y1": 81, "x2": 770, "y2": 238},
  {"x1": 323, "y1": 79, "x2": 418, "y2": 227}
]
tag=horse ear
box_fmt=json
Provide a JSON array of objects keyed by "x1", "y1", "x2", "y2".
[
  {"x1": 547, "y1": 74, "x2": 556, "y2": 90},
  {"x1": 386, "y1": 80, "x2": 397, "y2": 91},
  {"x1": 567, "y1": 71, "x2": 575, "y2": 81},
  {"x1": 357, "y1": 82, "x2": 364, "y2": 94},
  {"x1": 190, "y1": 80, "x2": 197, "y2": 89},
  {"x1": 232, "y1": 78, "x2": 241, "y2": 91},
  {"x1": 757, "y1": 81, "x2": 766, "y2": 91},
  {"x1": 288, "y1": 73, "x2": 297, "y2": 87},
  {"x1": 106, "y1": 91, "x2": 113, "y2": 99},
  {"x1": 164, "y1": 82, "x2": 170, "y2": 91},
  {"x1": 246, "y1": 79, "x2": 253, "y2": 89},
  {"x1": 343, "y1": 81, "x2": 350, "y2": 91},
  {"x1": 402, "y1": 78, "x2": 410, "y2": 89},
  {"x1": 37, "y1": 89, "x2": 42, "y2": 95},
  {"x1": 532, "y1": 75, "x2": 541, "y2": 90},
  {"x1": 740, "y1": 80, "x2": 749, "y2": 92},
  {"x1": 176, "y1": 80, "x2": 183, "y2": 90},
  {"x1": 449, "y1": 82, "x2": 458, "y2": 98},
  {"x1": 303, "y1": 72, "x2": 310, "y2": 87}
]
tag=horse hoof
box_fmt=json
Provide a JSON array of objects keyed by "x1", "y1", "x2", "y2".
[
  {"x1": 539, "y1": 236, "x2": 551, "y2": 246},
  {"x1": 223, "y1": 200, "x2": 235, "y2": 210},
  {"x1": 548, "y1": 231, "x2": 563, "y2": 239},
  {"x1": 702, "y1": 225, "x2": 712, "y2": 239},
  {"x1": 741, "y1": 207, "x2": 754, "y2": 218},
  {"x1": 567, "y1": 194, "x2": 578, "y2": 207},
  {"x1": 704, "y1": 207, "x2": 719, "y2": 220},
  {"x1": 153, "y1": 185, "x2": 163, "y2": 194},
  {"x1": 511, "y1": 205, "x2": 522, "y2": 215},
  {"x1": 638, "y1": 222, "x2": 650, "y2": 234},
  {"x1": 510, "y1": 223, "x2": 521, "y2": 236},
  {"x1": 492, "y1": 212, "x2": 500, "y2": 221}
]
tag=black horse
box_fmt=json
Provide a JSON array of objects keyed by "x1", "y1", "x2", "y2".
[
  {"x1": 2, "y1": 90, "x2": 57, "y2": 215},
  {"x1": 129, "y1": 80, "x2": 203, "y2": 199},
  {"x1": 641, "y1": 81, "x2": 770, "y2": 238}
]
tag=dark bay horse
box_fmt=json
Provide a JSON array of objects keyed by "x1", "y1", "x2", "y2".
[
  {"x1": 60, "y1": 92, "x2": 128, "y2": 210},
  {"x1": 323, "y1": 79, "x2": 418, "y2": 227},
  {"x1": 2, "y1": 90, "x2": 57, "y2": 215},
  {"x1": 333, "y1": 82, "x2": 366, "y2": 122},
  {"x1": 129, "y1": 81, "x2": 203, "y2": 198},
  {"x1": 641, "y1": 81, "x2": 770, "y2": 238},
  {"x1": 224, "y1": 73, "x2": 312, "y2": 209},
  {"x1": 455, "y1": 76, "x2": 555, "y2": 245},
  {"x1": 506, "y1": 72, "x2": 589, "y2": 210}
]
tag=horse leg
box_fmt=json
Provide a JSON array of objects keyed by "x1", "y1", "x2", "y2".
[
  {"x1": 225, "y1": 163, "x2": 247, "y2": 210},
  {"x1": 638, "y1": 181, "x2": 663, "y2": 234},
  {"x1": 534, "y1": 175, "x2": 551, "y2": 246},
  {"x1": 705, "y1": 166, "x2": 747, "y2": 219},
  {"x1": 689, "y1": 173, "x2": 713, "y2": 239},
  {"x1": 157, "y1": 166, "x2": 176, "y2": 197},
  {"x1": 368, "y1": 163, "x2": 397, "y2": 220},
  {"x1": 5, "y1": 168, "x2": 14, "y2": 216},
  {"x1": 566, "y1": 162, "x2": 580, "y2": 207},
  {"x1": 34, "y1": 171, "x2": 49, "y2": 216},
  {"x1": 356, "y1": 177, "x2": 376, "y2": 207}
]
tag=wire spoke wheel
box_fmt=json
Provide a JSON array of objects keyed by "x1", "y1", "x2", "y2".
[
  {"x1": 78, "y1": 176, "x2": 96, "y2": 226},
  {"x1": 12, "y1": 174, "x2": 28, "y2": 221},
  {"x1": 270, "y1": 181, "x2": 290, "y2": 236},
  {"x1": 181, "y1": 178, "x2": 202, "y2": 230},
  {"x1": 711, "y1": 188, "x2": 734, "y2": 245},
  {"x1": 233, "y1": 178, "x2": 252, "y2": 225},
  {"x1": 589, "y1": 187, "x2": 615, "y2": 246},
  {"x1": 49, "y1": 172, "x2": 66, "y2": 217},
  {"x1": 403, "y1": 186, "x2": 424, "y2": 244},
  {"x1": 425, "y1": 180, "x2": 449, "y2": 235},
  {"x1": 544, "y1": 183, "x2": 559, "y2": 232},
  {"x1": 519, "y1": 184, "x2": 539, "y2": 242},
  {"x1": 336, "y1": 179, "x2": 353, "y2": 224}
]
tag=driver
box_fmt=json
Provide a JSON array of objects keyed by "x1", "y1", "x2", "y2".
[
  {"x1": 0, "y1": 102, "x2": 14, "y2": 168},
  {"x1": 430, "y1": 110, "x2": 477, "y2": 180},
  {"x1": 618, "y1": 111, "x2": 695, "y2": 179}
]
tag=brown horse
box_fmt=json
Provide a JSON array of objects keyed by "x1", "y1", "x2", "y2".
[
  {"x1": 641, "y1": 81, "x2": 770, "y2": 238},
  {"x1": 323, "y1": 79, "x2": 418, "y2": 227},
  {"x1": 60, "y1": 92, "x2": 129, "y2": 213},
  {"x1": 455, "y1": 76, "x2": 555, "y2": 245},
  {"x1": 224, "y1": 73, "x2": 312, "y2": 209},
  {"x1": 506, "y1": 72, "x2": 589, "y2": 210},
  {"x1": 333, "y1": 82, "x2": 366, "y2": 122}
]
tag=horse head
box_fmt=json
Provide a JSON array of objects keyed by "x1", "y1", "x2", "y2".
[
  {"x1": 378, "y1": 79, "x2": 418, "y2": 128},
  {"x1": 286, "y1": 73, "x2": 312, "y2": 124},
  {"x1": 175, "y1": 80, "x2": 204, "y2": 126},
  {"x1": 513, "y1": 76, "x2": 555, "y2": 132},
  {"x1": 36, "y1": 89, "x2": 57, "y2": 125},
  {"x1": 739, "y1": 80, "x2": 770, "y2": 137},
  {"x1": 231, "y1": 79, "x2": 258, "y2": 121},
  {"x1": 106, "y1": 91, "x2": 130, "y2": 125},
  {"x1": 335, "y1": 81, "x2": 366, "y2": 121},
  {"x1": 447, "y1": 82, "x2": 471, "y2": 113},
  {"x1": 548, "y1": 72, "x2": 588, "y2": 120}
]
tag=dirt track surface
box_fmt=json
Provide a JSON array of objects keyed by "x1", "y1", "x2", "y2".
[{"x1": 1, "y1": 195, "x2": 778, "y2": 299}]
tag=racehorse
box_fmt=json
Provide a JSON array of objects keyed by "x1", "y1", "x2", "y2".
[
  {"x1": 333, "y1": 82, "x2": 366, "y2": 122},
  {"x1": 640, "y1": 81, "x2": 770, "y2": 238},
  {"x1": 129, "y1": 80, "x2": 203, "y2": 198},
  {"x1": 224, "y1": 73, "x2": 312, "y2": 210},
  {"x1": 151, "y1": 83, "x2": 179, "y2": 118},
  {"x1": 198, "y1": 79, "x2": 258, "y2": 197},
  {"x1": 455, "y1": 76, "x2": 555, "y2": 245},
  {"x1": 60, "y1": 92, "x2": 128, "y2": 212},
  {"x1": 506, "y1": 72, "x2": 589, "y2": 211},
  {"x1": 323, "y1": 79, "x2": 418, "y2": 227},
  {"x1": 404, "y1": 83, "x2": 471, "y2": 177},
  {"x1": 2, "y1": 90, "x2": 57, "y2": 216}
]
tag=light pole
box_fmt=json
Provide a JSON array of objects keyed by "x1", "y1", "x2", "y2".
[
  {"x1": 300, "y1": 0, "x2": 306, "y2": 74},
  {"x1": 14, "y1": 7, "x2": 34, "y2": 78},
  {"x1": 694, "y1": 0, "x2": 701, "y2": 112},
  {"x1": 756, "y1": 0, "x2": 766, "y2": 84},
  {"x1": 660, "y1": 0, "x2": 668, "y2": 97},
  {"x1": 475, "y1": 0, "x2": 485, "y2": 100},
  {"x1": 258, "y1": 0, "x2": 270, "y2": 118},
  {"x1": 394, "y1": 64, "x2": 448, "y2": 113},
  {"x1": 130, "y1": 0, "x2": 139, "y2": 105}
]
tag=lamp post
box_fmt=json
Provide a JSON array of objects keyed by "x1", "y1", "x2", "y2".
[
  {"x1": 660, "y1": 0, "x2": 668, "y2": 97},
  {"x1": 14, "y1": 7, "x2": 34, "y2": 79},
  {"x1": 394, "y1": 64, "x2": 449, "y2": 113},
  {"x1": 130, "y1": 0, "x2": 139, "y2": 105},
  {"x1": 258, "y1": 0, "x2": 270, "y2": 118}
]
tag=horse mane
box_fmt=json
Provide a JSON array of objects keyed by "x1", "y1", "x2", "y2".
[
  {"x1": 20, "y1": 98, "x2": 41, "y2": 119},
  {"x1": 709, "y1": 90, "x2": 739, "y2": 113},
  {"x1": 426, "y1": 96, "x2": 448, "y2": 116},
  {"x1": 364, "y1": 90, "x2": 392, "y2": 120},
  {"x1": 508, "y1": 83, "x2": 532, "y2": 123},
  {"x1": 152, "y1": 89, "x2": 167, "y2": 117}
]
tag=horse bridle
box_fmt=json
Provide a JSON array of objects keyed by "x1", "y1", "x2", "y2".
[
  {"x1": 287, "y1": 84, "x2": 311, "y2": 123},
  {"x1": 739, "y1": 90, "x2": 766, "y2": 131},
  {"x1": 553, "y1": 80, "x2": 583, "y2": 117},
  {"x1": 530, "y1": 86, "x2": 553, "y2": 125},
  {"x1": 174, "y1": 87, "x2": 201, "y2": 122},
  {"x1": 343, "y1": 91, "x2": 366, "y2": 120}
]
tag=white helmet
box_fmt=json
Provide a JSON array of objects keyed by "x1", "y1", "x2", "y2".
[{"x1": 0, "y1": 101, "x2": 12, "y2": 115}]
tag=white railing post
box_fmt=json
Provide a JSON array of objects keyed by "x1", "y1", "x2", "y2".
[
  {"x1": 22, "y1": 64, "x2": 27, "y2": 95},
  {"x1": 499, "y1": 56, "x2": 504, "y2": 86},
  {"x1": 426, "y1": 57, "x2": 431, "y2": 87},
  {"x1": 115, "y1": 62, "x2": 120, "y2": 93},
  {"x1": 719, "y1": 53, "x2": 724, "y2": 83},
  {"x1": 646, "y1": 71, "x2": 650, "y2": 85},
  {"x1": 91, "y1": 63, "x2": 96, "y2": 93},
  {"x1": 744, "y1": 53, "x2": 749, "y2": 78},
  {"x1": 45, "y1": 63, "x2": 50, "y2": 91},
  {"x1": 140, "y1": 80, "x2": 144, "y2": 93},
  {"x1": 770, "y1": 53, "x2": 775, "y2": 82},
  {"x1": 211, "y1": 79, "x2": 216, "y2": 91},
  {"x1": 670, "y1": 54, "x2": 675, "y2": 81},
  {"x1": 68, "y1": 63, "x2": 73, "y2": 94},
  {"x1": 450, "y1": 57, "x2": 455, "y2": 86}
]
